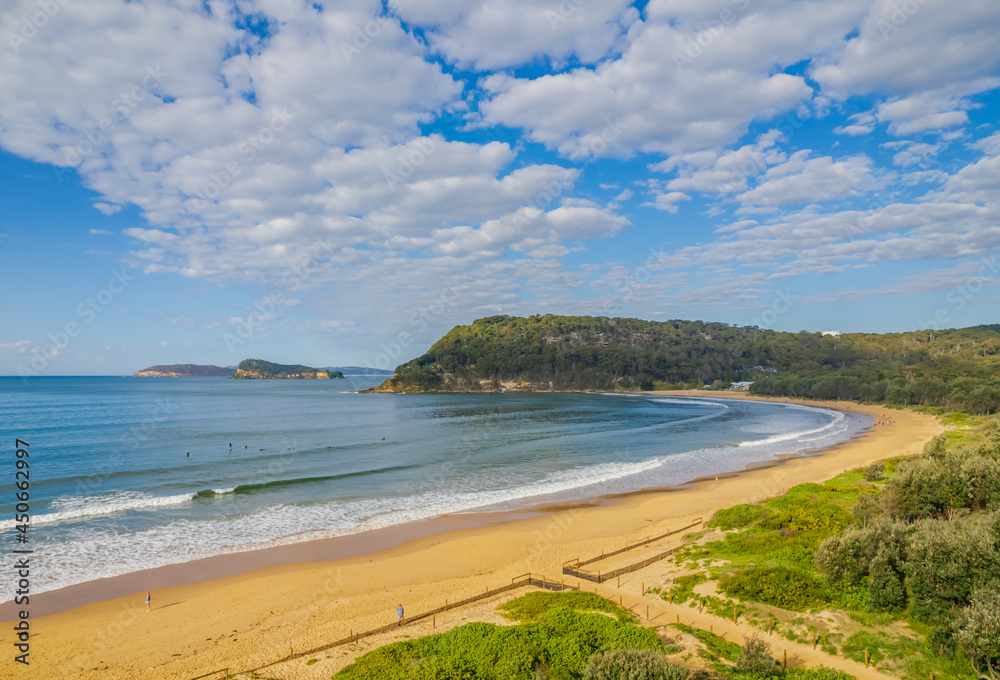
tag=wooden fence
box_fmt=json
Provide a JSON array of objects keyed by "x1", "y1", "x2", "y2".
[
  {"x1": 562, "y1": 518, "x2": 703, "y2": 583},
  {"x1": 200, "y1": 573, "x2": 576, "y2": 678}
]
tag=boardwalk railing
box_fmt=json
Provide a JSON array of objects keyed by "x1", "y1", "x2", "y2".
[{"x1": 562, "y1": 518, "x2": 703, "y2": 583}]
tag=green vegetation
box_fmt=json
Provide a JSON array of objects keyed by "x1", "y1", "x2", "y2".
[
  {"x1": 335, "y1": 604, "x2": 662, "y2": 679},
  {"x1": 953, "y1": 586, "x2": 1000, "y2": 680},
  {"x1": 662, "y1": 573, "x2": 706, "y2": 604},
  {"x1": 133, "y1": 363, "x2": 234, "y2": 377},
  {"x1": 734, "y1": 634, "x2": 782, "y2": 677},
  {"x1": 378, "y1": 314, "x2": 1000, "y2": 413},
  {"x1": 498, "y1": 591, "x2": 637, "y2": 623},
  {"x1": 669, "y1": 623, "x2": 742, "y2": 663},
  {"x1": 232, "y1": 358, "x2": 342, "y2": 379},
  {"x1": 719, "y1": 566, "x2": 828, "y2": 610},
  {"x1": 662, "y1": 415, "x2": 1000, "y2": 680},
  {"x1": 584, "y1": 648, "x2": 689, "y2": 680}
]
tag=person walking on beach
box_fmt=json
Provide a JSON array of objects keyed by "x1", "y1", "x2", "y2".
[
  {"x1": 396, "y1": 603, "x2": 404, "y2": 626},
  {"x1": 146, "y1": 592, "x2": 151, "y2": 612}
]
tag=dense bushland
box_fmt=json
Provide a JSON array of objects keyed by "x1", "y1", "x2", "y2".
[{"x1": 380, "y1": 315, "x2": 1000, "y2": 413}]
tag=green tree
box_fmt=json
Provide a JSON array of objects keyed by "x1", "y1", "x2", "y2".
[{"x1": 953, "y1": 586, "x2": 1000, "y2": 680}]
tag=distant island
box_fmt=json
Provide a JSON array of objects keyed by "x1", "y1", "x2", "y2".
[
  {"x1": 133, "y1": 364, "x2": 235, "y2": 377},
  {"x1": 133, "y1": 360, "x2": 346, "y2": 379},
  {"x1": 371, "y1": 314, "x2": 1000, "y2": 414},
  {"x1": 320, "y1": 366, "x2": 393, "y2": 377},
  {"x1": 232, "y1": 359, "x2": 342, "y2": 379}
]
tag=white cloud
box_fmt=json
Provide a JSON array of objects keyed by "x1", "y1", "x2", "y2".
[
  {"x1": 812, "y1": 0, "x2": 1000, "y2": 136},
  {"x1": 89, "y1": 228, "x2": 112, "y2": 235},
  {"x1": 394, "y1": 0, "x2": 639, "y2": 70},
  {"x1": 642, "y1": 191, "x2": 691, "y2": 213},
  {"x1": 737, "y1": 152, "x2": 875, "y2": 207},
  {"x1": 93, "y1": 203, "x2": 122, "y2": 215},
  {"x1": 479, "y1": 0, "x2": 872, "y2": 157}
]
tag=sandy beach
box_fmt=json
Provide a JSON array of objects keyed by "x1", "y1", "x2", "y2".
[{"x1": 1, "y1": 395, "x2": 943, "y2": 680}]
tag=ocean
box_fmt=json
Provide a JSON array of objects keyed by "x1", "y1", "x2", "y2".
[{"x1": 0, "y1": 377, "x2": 870, "y2": 595}]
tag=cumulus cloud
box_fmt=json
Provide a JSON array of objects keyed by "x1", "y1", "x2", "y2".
[
  {"x1": 737, "y1": 152, "x2": 875, "y2": 207},
  {"x1": 394, "y1": 0, "x2": 639, "y2": 70},
  {"x1": 478, "y1": 0, "x2": 870, "y2": 157}
]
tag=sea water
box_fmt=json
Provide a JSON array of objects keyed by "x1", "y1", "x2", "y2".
[{"x1": 0, "y1": 376, "x2": 871, "y2": 595}]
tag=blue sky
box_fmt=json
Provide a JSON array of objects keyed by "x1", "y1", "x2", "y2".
[{"x1": 1, "y1": 0, "x2": 999, "y2": 376}]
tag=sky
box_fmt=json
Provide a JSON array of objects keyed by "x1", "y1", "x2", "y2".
[{"x1": 1, "y1": 0, "x2": 999, "y2": 376}]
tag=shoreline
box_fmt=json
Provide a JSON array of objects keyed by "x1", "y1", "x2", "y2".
[
  {"x1": 1, "y1": 392, "x2": 860, "y2": 618},
  {"x1": 0, "y1": 395, "x2": 943, "y2": 679}
]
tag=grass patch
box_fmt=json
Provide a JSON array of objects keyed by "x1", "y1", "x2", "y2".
[
  {"x1": 661, "y1": 573, "x2": 706, "y2": 604},
  {"x1": 497, "y1": 591, "x2": 637, "y2": 623},
  {"x1": 719, "y1": 566, "x2": 828, "y2": 610},
  {"x1": 336, "y1": 607, "x2": 661, "y2": 679},
  {"x1": 670, "y1": 623, "x2": 741, "y2": 663}
]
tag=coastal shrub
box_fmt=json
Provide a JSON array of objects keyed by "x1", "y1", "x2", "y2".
[
  {"x1": 851, "y1": 491, "x2": 883, "y2": 526},
  {"x1": 905, "y1": 513, "x2": 1000, "y2": 625},
  {"x1": 952, "y1": 586, "x2": 1000, "y2": 680},
  {"x1": 712, "y1": 504, "x2": 766, "y2": 530},
  {"x1": 498, "y1": 591, "x2": 636, "y2": 623},
  {"x1": 735, "y1": 635, "x2": 782, "y2": 678},
  {"x1": 719, "y1": 566, "x2": 827, "y2": 610},
  {"x1": 815, "y1": 521, "x2": 911, "y2": 612},
  {"x1": 337, "y1": 608, "x2": 661, "y2": 679},
  {"x1": 881, "y1": 457, "x2": 964, "y2": 520},
  {"x1": 864, "y1": 462, "x2": 885, "y2": 482},
  {"x1": 583, "y1": 648, "x2": 689, "y2": 680}
]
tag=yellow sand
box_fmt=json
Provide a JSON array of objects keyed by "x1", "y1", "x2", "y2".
[{"x1": 0, "y1": 395, "x2": 942, "y2": 680}]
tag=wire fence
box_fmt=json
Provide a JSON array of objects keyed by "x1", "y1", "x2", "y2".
[{"x1": 562, "y1": 518, "x2": 703, "y2": 583}]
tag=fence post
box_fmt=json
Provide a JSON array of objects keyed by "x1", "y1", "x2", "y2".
[
  {"x1": 433, "y1": 614, "x2": 436, "y2": 628},
  {"x1": 865, "y1": 650, "x2": 869, "y2": 668},
  {"x1": 784, "y1": 650, "x2": 788, "y2": 669}
]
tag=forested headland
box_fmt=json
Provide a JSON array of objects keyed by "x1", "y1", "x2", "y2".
[{"x1": 375, "y1": 315, "x2": 1000, "y2": 413}]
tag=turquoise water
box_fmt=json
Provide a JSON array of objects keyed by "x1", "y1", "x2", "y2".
[{"x1": 0, "y1": 377, "x2": 870, "y2": 594}]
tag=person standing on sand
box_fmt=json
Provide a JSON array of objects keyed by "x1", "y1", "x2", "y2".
[
  {"x1": 146, "y1": 592, "x2": 151, "y2": 612},
  {"x1": 396, "y1": 603, "x2": 404, "y2": 625}
]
